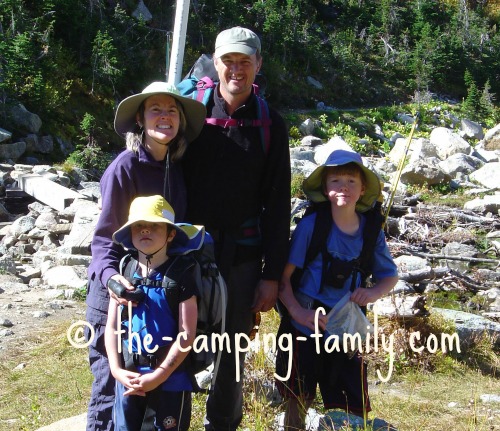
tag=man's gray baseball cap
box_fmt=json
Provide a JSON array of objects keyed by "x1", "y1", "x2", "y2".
[{"x1": 214, "y1": 27, "x2": 261, "y2": 58}]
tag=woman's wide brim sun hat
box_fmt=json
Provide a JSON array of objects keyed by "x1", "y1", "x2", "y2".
[
  {"x1": 302, "y1": 149, "x2": 381, "y2": 213},
  {"x1": 113, "y1": 195, "x2": 205, "y2": 254},
  {"x1": 114, "y1": 81, "x2": 207, "y2": 143}
]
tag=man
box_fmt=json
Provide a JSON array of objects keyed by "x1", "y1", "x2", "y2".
[{"x1": 181, "y1": 26, "x2": 291, "y2": 431}]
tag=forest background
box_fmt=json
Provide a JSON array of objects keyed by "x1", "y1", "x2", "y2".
[{"x1": 2, "y1": 0, "x2": 500, "y2": 164}]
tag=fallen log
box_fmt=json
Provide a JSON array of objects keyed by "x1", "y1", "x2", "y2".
[
  {"x1": 399, "y1": 266, "x2": 449, "y2": 283},
  {"x1": 410, "y1": 251, "x2": 499, "y2": 266}
]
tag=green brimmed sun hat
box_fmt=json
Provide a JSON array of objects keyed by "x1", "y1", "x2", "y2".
[
  {"x1": 303, "y1": 149, "x2": 381, "y2": 213},
  {"x1": 214, "y1": 26, "x2": 261, "y2": 58},
  {"x1": 113, "y1": 195, "x2": 204, "y2": 252},
  {"x1": 114, "y1": 81, "x2": 207, "y2": 142}
]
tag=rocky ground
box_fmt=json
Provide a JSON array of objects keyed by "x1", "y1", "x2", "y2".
[{"x1": 0, "y1": 272, "x2": 87, "y2": 359}]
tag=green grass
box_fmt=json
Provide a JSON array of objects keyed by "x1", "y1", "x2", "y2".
[
  {"x1": 1, "y1": 310, "x2": 498, "y2": 430},
  {"x1": 0, "y1": 320, "x2": 93, "y2": 431}
]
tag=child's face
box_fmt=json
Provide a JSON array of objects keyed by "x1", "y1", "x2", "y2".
[
  {"x1": 130, "y1": 222, "x2": 174, "y2": 254},
  {"x1": 324, "y1": 171, "x2": 365, "y2": 209}
]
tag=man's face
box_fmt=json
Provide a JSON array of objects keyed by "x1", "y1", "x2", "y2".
[{"x1": 214, "y1": 52, "x2": 262, "y2": 97}]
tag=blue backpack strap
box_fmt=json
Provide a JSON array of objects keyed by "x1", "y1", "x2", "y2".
[
  {"x1": 255, "y1": 95, "x2": 271, "y2": 155},
  {"x1": 177, "y1": 76, "x2": 215, "y2": 105}
]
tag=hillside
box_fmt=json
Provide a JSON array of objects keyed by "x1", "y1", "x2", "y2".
[{"x1": 1, "y1": 0, "x2": 500, "y2": 157}]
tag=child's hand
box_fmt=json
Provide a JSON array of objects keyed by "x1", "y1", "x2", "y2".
[
  {"x1": 124, "y1": 370, "x2": 165, "y2": 395},
  {"x1": 291, "y1": 306, "x2": 327, "y2": 332},
  {"x1": 350, "y1": 276, "x2": 398, "y2": 306},
  {"x1": 350, "y1": 287, "x2": 380, "y2": 306},
  {"x1": 112, "y1": 369, "x2": 146, "y2": 396}
]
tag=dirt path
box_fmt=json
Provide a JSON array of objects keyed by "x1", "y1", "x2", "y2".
[{"x1": 0, "y1": 274, "x2": 87, "y2": 359}]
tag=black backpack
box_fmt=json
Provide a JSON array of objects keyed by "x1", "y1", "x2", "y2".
[
  {"x1": 277, "y1": 200, "x2": 385, "y2": 317},
  {"x1": 119, "y1": 232, "x2": 227, "y2": 393}
]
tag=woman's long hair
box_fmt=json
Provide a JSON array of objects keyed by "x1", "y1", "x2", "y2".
[{"x1": 125, "y1": 98, "x2": 188, "y2": 162}]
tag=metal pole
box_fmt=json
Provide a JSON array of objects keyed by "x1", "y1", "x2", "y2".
[{"x1": 168, "y1": 0, "x2": 190, "y2": 85}]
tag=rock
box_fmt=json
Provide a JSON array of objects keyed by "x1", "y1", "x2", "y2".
[
  {"x1": 300, "y1": 135, "x2": 323, "y2": 148},
  {"x1": 34, "y1": 413, "x2": 86, "y2": 431},
  {"x1": 394, "y1": 255, "x2": 429, "y2": 273},
  {"x1": 0, "y1": 128, "x2": 12, "y2": 143},
  {"x1": 313, "y1": 137, "x2": 354, "y2": 165},
  {"x1": 42, "y1": 266, "x2": 87, "y2": 289},
  {"x1": 429, "y1": 127, "x2": 472, "y2": 160},
  {"x1": 480, "y1": 394, "x2": 500, "y2": 403},
  {"x1": 432, "y1": 308, "x2": 500, "y2": 346},
  {"x1": 441, "y1": 242, "x2": 477, "y2": 271},
  {"x1": 463, "y1": 193, "x2": 500, "y2": 213},
  {"x1": 307, "y1": 76, "x2": 323, "y2": 89},
  {"x1": 0, "y1": 141, "x2": 27, "y2": 161},
  {"x1": 484, "y1": 123, "x2": 500, "y2": 150},
  {"x1": 0, "y1": 318, "x2": 13, "y2": 327},
  {"x1": 299, "y1": 119, "x2": 316, "y2": 136},
  {"x1": 132, "y1": 0, "x2": 152, "y2": 22},
  {"x1": 400, "y1": 157, "x2": 451, "y2": 186},
  {"x1": 438, "y1": 153, "x2": 484, "y2": 177},
  {"x1": 469, "y1": 162, "x2": 500, "y2": 189},
  {"x1": 290, "y1": 147, "x2": 315, "y2": 163},
  {"x1": 9, "y1": 104, "x2": 42, "y2": 133},
  {"x1": 460, "y1": 119, "x2": 484, "y2": 140}
]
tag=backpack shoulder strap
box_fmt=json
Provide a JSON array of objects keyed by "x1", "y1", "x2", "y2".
[
  {"x1": 162, "y1": 255, "x2": 198, "y2": 322},
  {"x1": 357, "y1": 201, "x2": 385, "y2": 279},
  {"x1": 305, "y1": 202, "x2": 332, "y2": 266},
  {"x1": 255, "y1": 94, "x2": 271, "y2": 155},
  {"x1": 289, "y1": 202, "x2": 332, "y2": 291},
  {"x1": 119, "y1": 253, "x2": 137, "y2": 281}
]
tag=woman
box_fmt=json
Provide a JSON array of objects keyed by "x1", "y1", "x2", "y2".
[{"x1": 85, "y1": 82, "x2": 206, "y2": 431}]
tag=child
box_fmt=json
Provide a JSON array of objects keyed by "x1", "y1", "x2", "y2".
[
  {"x1": 105, "y1": 195, "x2": 204, "y2": 431},
  {"x1": 276, "y1": 149, "x2": 399, "y2": 430}
]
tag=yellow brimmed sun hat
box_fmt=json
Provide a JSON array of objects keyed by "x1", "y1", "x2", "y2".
[
  {"x1": 302, "y1": 149, "x2": 381, "y2": 213},
  {"x1": 114, "y1": 81, "x2": 207, "y2": 142},
  {"x1": 113, "y1": 195, "x2": 204, "y2": 252}
]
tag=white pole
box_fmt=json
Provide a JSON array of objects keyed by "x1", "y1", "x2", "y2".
[{"x1": 168, "y1": 0, "x2": 190, "y2": 85}]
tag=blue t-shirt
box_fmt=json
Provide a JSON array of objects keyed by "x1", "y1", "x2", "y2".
[
  {"x1": 122, "y1": 259, "x2": 196, "y2": 391},
  {"x1": 289, "y1": 211, "x2": 398, "y2": 334}
]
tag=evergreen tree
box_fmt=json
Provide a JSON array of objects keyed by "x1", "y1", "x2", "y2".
[{"x1": 462, "y1": 69, "x2": 481, "y2": 120}]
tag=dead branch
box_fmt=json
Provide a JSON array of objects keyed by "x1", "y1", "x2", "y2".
[
  {"x1": 399, "y1": 266, "x2": 449, "y2": 283},
  {"x1": 411, "y1": 251, "x2": 499, "y2": 266},
  {"x1": 448, "y1": 269, "x2": 491, "y2": 291}
]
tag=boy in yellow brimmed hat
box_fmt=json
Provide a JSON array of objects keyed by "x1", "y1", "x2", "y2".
[
  {"x1": 105, "y1": 195, "x2": 204, "y2": 431},
  {"x1": 275, "y1": 149, "x2": 398, "y2": 430}
]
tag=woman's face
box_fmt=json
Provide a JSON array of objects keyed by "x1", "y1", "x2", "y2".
[{"x1": 138, "y1": 94, "x2": 180, "y2": 146}]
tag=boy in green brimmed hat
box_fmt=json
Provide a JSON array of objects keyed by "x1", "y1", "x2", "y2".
[
  {"x1": 275, "y1": 149, "x2": 398, "y2": 430},
  {"x1": 105, "y1": 195, "x2": 204, "y2": 431}
]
